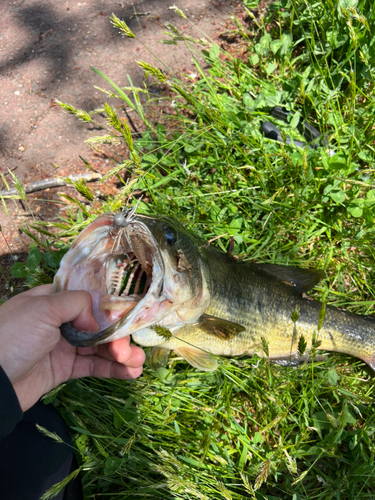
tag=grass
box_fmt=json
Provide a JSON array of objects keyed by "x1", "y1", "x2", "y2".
[{"x1": 5, "y1": 0, "x2": 375, "y2": 498}]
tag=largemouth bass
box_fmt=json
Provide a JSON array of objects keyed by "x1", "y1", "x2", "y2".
[{"x1": 54, "y1": 212, "x2": 375, "y2": 371}]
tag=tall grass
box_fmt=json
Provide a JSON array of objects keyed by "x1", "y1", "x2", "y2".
[{"x1": 11, "y1": 0, "x2": 375, "y2": 498}]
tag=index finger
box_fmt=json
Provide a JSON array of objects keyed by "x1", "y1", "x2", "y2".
[{"x1": 21, "y1": 284, "x2": 54, "y2": 297}]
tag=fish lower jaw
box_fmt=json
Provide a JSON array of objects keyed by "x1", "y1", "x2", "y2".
[
  {"x1": 132, "y1": 328, "x2": 167, "y2": 346},
  {"x1": 98, "y1": 294, "x2": 142, "y2": 323}
]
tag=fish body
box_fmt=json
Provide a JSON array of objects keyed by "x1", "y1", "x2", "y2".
[{"x1": 54, "y1": 212, "x2": 375, "y2": 371}]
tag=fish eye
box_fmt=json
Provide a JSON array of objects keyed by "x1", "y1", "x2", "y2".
[
  {"x1": 113, "y1": 213, "x2": 127, "y2": 227},
  {"x1": 163, "y1": 224, "x2": 177, "y2": 245}
]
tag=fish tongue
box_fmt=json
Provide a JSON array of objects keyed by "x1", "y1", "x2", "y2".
[{"x1": 99, "y1": 294, "x2": 141, "y2": 313}]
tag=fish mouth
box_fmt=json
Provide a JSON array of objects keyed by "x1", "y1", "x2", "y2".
[{"x1": 57, "y1": 216, "x2": 173, "y2": 347}]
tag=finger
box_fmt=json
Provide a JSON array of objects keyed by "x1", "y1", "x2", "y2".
[
  {"x1": 78, "y1": 337, "x2": 146, "y2": 368},
  {"x1": 77, "y1": 336, "x2": 131, "y2": 362},
  {"x1": 70, "y1": 354, "x2": 143, "y2": 380},
  {"x1": 22, "y1": 284, "x2": 54, "y2": 297},
  {"x1": 77, "y1": 336, "x2": 131, "y2": 357},
  {"x1": 37, "y1": 290, "x2": 99, "y2": 332},
  {"x1": 108, "y1": 338, "x2": 146, "y2": 366}
]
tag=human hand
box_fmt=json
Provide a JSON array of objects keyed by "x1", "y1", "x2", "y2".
[{"x1": 0, "y1": 284, "x2": 145, "y2": 411}]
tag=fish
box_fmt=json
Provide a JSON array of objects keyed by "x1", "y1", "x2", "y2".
[{"x1": 54, "y1": 211, "x2": 375, "y2": 372}]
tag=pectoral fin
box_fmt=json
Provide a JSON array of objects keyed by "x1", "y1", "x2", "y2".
[
  {"x1": 256, "y1": 264, "x2": 325, "y2": 293},
  {"x1": 149, "y1": 346, "x2": 171, "y2": 370},
  {"x1": 198, "y1": 314, "x2": 245, "y2": 340},
  {"x1": 175, "y1": 346, "x2": 218, "y2": 371}
]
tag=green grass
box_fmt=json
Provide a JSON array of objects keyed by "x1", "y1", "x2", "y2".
[{"x1": 8, "y1": 1, "x2": 375, "y2": 498}]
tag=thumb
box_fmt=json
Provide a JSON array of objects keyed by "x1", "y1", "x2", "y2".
[{"x1": 37, "y1": 290, "x2": 100, "y2": 332}]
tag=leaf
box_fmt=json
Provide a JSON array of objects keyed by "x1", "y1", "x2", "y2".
[
  {"x1": 244, "y1": 0, "x2": 261, "y2": 7},
  {"x1": 279, "y1": 33, "x2": 293, "y2": 55},
  {"x1": 209, "y1": 43, "x2": 220, "y2": 61},
  {"x1": 156, "y1": 367, "x2": 169, "y2": 382},
  {"x1": 229, "y1": 217, "x2": 242, "y2": 229},
  {"x1": 242, "y1": 93, "x2": 254, "y2": 107},
  {"x1": 359, "y1": 150, "x2": 372, "y2": 162},
  {"x1": 338, "y1": 0, "x2": 358, "y2": 11},
  {"x1": 43, "y1": 250, "x2": 65, "y2": 269},
  {"x1": 10, "y1": 262, "x2": 28, "y2": 278},
  {"x1": 348, "y1": 199, "x2": 365, "y2": 218},
  {"x1": 250, "y1": 53, "x2": 259, "y2": 66},
  {"x1": 330, "y1": 189, "x2": 346, "y2": 204},
  {"x1": 318, "y1": 303, "x2": 326, "y2": 331},
  {"x1": 184, "y1": 144, "x2": 198, "y2": 153},
  {"x1": 174, "y1": 420, "x2": 181, "y2": 435},
  {"x1": 324, "y1": 181, "x2": 346, "y2": 204},
  {"x1": 253, "y1": 432, "x2": 263, "y2": 444},
  {"x1": 104, "y1": 457, "x2": 124, "y2": 475},
  {"x1": 327, "y1": 369, "x2": 340, "y2": 385},
  {"x1": 328, "y1": 155, "x2": 348, "y2": 171},
  {"x1": 140, "y1": 129, "x2": 154, "y2": 151},
  {"x1": 271, "y1": 33, "x2": 292, "y2": 56},
  {"x1": 270, "y1": 39, "x2": 283, "y2": 54},
  {"x1": 343, "y1": 406, "x2": 356, "y2": 424},
  {"x1": 27, "y1": 248, "x2": 42, "y2": 271},
  {"x1": 156, "y1": 123, "x2": 166, "y2": 144},
  {"x1": 142, "y1": 153, "x2": 159, "y2": 164},
  {"x1": 289, "y1": 111, "x2": 301, "y2": 129},
  {"x1": 255, "y1": 34, "x2": 271, "y2": 56},
  {"x1": 265, "y1": 62, "x2": 277, "y2": 75},
  {"x1": 312, "y1": 411, "x2": 333, "y2": 432}
]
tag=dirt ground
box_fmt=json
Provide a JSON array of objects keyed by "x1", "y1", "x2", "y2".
[{"x1": 0, "y1": 0, "x2": 239, "y2": 277}]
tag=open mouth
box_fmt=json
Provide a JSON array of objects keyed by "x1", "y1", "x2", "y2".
[
  {"x1": 56, "y1": 217, "x2": 174, "y2": 347},
  {"x1": 100, "y1": 235, "x2": 155, "y2": 324}
]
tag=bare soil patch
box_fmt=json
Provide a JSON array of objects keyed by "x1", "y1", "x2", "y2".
[{"x1": 0, "y1": 0, "x2": 239, "y2": 268}]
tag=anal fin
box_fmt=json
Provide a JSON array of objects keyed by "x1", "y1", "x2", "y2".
[
  {"x1": 271, "y1": 353, "x2": 327, "y2": 367},
  {"x1": 175, "y1": 346, "x2": 218, "y2": 371}
]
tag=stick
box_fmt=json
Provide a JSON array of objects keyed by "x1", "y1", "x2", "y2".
[{"x1": 0, "y1": 172, "x2": 102, "y2": 197}]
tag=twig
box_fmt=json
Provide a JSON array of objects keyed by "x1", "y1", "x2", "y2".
[
  {"x1": 206, "y1": 233, "x2": 229, "y2": 246},
  {"x1": 0, "y1": 172, "x2": 102, "y2": 197}
]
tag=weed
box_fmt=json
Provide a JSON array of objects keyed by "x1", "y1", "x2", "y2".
[{"x1": 13, "y1": 0, "x2": 375, "y2": 498}]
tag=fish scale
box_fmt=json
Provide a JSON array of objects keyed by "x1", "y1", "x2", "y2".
[{"x1": 157, "y1": 247, "x2": 375, "y2": 368}]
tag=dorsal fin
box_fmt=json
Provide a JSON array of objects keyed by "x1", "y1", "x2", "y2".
[{"x1": 255, "y1": 264, "x2": 325, "y2": 293}]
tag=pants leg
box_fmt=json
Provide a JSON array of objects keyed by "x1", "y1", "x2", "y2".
[{"x1": 0, "y1": 401, "x2": 83, "y2": 500}]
